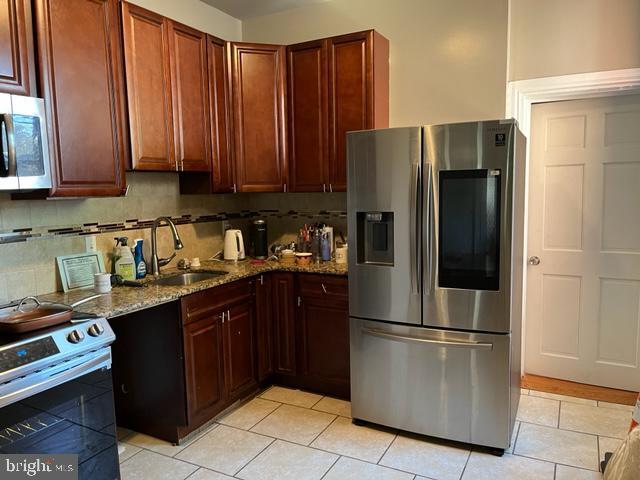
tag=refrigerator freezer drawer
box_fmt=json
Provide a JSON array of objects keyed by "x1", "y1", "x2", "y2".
[{"x1": 350, "y1": 318, "x2": 519, "y2": 449}]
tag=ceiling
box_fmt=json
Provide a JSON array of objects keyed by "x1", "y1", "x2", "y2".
[{"x1": 201, "y1": 0, "x2": 330, "y2": 19}]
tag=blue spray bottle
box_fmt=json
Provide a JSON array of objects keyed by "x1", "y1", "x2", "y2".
[{"x1": 133, "y1": 238, "x2": 147, "y2": 279}]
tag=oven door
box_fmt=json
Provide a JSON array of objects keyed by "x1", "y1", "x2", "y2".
[{"x1": 0, "y1": 351, "x2": 119, "y2": 480}]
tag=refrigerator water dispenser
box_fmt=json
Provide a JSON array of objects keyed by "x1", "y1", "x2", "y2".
[{"x1": 356, "y1": 212, "x2": 394, "y2": 265}]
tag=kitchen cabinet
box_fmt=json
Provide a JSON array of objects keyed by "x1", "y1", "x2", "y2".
[
  {"x1": 0, "y1": 0, "x2": 34, "y2": 96},
  {"x1": 122, "y1": 2, "x2": 211, "y2": 173},
  {"x1": 328, "y1": 30, "x2": 389, "y2": 192},
  {"x1": 287, "y1": 30, "x2": 389, "y2": 193},
  {"x1": 182, "y1": 304, "x2": 226, "y2": 427},
  {"x1": 169, "y1": 20, "x2": 210, "y2": 172},
  {"x1": 256, "y1": 273, "x2": 274, "y2": 382},
  {"x1": 121, "y1": 2, "x2": 173, "y2": 171},
  {"x1": 208, "y1": 35, "x2": 234, "y2": 192},
  {"x1": 286, "y1": 39, "x2": 328, "y2": 192},
  {"x1": 296, "y1": 274, "x2": 350, "y2": 398},
  {"x1": 178, "y1": 34, "x2": 233, "y2": 194},
  {"x1": 229, "y1": 42, "x2": 288, "y2": 192},
  {"x1": 223, "y1": 301, "x2": 257, "y2": 400},
  {"x1": 35, "y1": 0, "x2": 128, "y2": 196},
  {"x1": 272, "y1": 272, "x2": 297, "y2": 376}
]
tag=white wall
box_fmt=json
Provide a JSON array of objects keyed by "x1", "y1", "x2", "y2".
[
  {"x1": 509, "y1": 0, "x2": 640, "y2": 81},
  {"x1": 242, "y1": 0, "x2": 510, "y2": 126},
  {"x1": 128, "y1": 0, "x2": 242, "y2": 40}
]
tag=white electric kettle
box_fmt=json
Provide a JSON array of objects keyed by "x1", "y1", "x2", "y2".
[{"x1": 223, "y1": 229, "x2": 245, "y2": 261}]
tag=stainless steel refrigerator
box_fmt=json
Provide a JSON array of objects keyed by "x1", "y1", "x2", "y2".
[{"x1": 347, "y1": 119, "x2": 525, "y2": 452}]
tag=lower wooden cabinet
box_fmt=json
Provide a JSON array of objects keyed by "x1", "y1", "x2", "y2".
[
  {"x1": 110, "y1": 273, "x2": 349, "y2": 444},
  {"x1": 296, "y1": 275, "x2": 350, "y2": 398},
  {"x1": 183, "y1": 311, "x2": 226, "y2": 426},
  {"x1": 223, "y1": 301, "x2": 257, "y2": 400}
]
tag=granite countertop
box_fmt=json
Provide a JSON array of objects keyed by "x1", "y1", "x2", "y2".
[{"x1": 38, "y1": 260, "x2": 348, "y2": 319}]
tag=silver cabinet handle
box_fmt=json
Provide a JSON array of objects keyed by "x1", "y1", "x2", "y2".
[
  {"x1": 323, "y1": 184, "x2": 326, "y2": 193},
  {"x1": 321, "y1": 283, "x2": 327, "y2": 294},
  {"x1": 329, "y1": 184, "x2": 333, "y2": 192},
  {"x1": 362, "y1": 328, "x2": 493, "y2": 351},
  {"x1": 528, "y1": 256, "x2": 541, "y2": 266},
  {"x1": 409, "y1": 162, "x2": 421, "y2": 295}
]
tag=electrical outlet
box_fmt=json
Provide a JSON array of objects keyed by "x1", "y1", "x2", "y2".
[{"x1": 221, "y1": 220, "x2": 230, "y2": 236}]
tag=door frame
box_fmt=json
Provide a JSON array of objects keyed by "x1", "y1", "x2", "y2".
[{"x1": 505, "y1": 68, "x2": 640, "y2": 373}]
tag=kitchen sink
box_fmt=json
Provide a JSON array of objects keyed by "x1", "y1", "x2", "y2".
[{"x1": 148, "y1": 271, "x2": 228, "y2": 286}]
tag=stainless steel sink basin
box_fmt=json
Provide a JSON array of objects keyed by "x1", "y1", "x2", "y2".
[{"x1": 149, "y1": 271, "x2": 227, "y2": 286}]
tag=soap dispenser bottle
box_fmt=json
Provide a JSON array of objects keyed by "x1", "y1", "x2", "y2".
[
  {"x1": 133, "y1": 238, "x2": 147, "y2": 279},
  {"x1": 114, "y1": 237, "x2": 136, "y2": 281}
]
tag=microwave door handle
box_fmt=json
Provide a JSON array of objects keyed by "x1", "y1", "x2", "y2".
[
  {"x1": 0, "y1": 114, "x2": 9, "y2": 177},
  {"x1": 409, "y1": 162, "x2": 421, "y2": 295},
  {"x1": 3, "y1": 114, "x2": 16, "y2": 177}
]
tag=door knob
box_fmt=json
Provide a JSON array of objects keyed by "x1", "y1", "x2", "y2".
[{"x1": 528, "y1": 256, "x2": 541, "y2": 266}]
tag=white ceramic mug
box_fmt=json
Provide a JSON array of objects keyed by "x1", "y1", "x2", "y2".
[
  {"x1": 94, "y1": 272, "x2": 112, "y2": 293},
  {"x1": 335, "y1": 246, "x2": 348, "y2": 264}
]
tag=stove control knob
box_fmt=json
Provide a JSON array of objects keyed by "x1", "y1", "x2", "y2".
[
  {"x1": 67, "y1": 329, "x2": 85, "y2": 344},
  {"x1": 87, "y1": 323, "x2": 105, "y2": 337}
]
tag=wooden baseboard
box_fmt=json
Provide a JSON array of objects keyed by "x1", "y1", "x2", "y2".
[{"x1": 522, "y1": 374, "x2": 638, "y2": 406}]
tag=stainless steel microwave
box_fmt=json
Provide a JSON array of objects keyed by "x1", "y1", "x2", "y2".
[{"x1": 0, "y1": 94, "x2": 52, "y2": 191}]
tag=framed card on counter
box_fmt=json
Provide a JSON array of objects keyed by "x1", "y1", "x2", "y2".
[{"x1": 56, "y1": 252, "x2": 106, "y2": 292}]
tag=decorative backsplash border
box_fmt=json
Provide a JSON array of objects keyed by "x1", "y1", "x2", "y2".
[{"x1": 0, "y1": 209, "x2": 348, "y2": 244}]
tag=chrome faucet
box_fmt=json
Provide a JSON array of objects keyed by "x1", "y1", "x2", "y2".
[{"x1": 151, "y1": 216, "x2": 184, "y2": 276}]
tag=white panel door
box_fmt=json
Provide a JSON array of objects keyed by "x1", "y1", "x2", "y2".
[{"x1": 526, "y1": 94, "x2": 640, "y2": 391}]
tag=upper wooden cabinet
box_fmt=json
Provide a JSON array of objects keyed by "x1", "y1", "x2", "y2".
[
  {"x1": 328, "y1": 31, "x2": 388, "y2": 191},
  {"x1": 287, "y1": 39, "x2": 328, "y2": 192},
  {"x1": 35, "y1": 0, "x2": 127, "y2": 196},
  {"x1": 122, "y1": 2, "x2": 210, "y2": 172},
  {"x1": 121, "y1": 2, "x2": 174, "y2": 171},
  {"x1": 0, "y1": 0, "x2": 35, "y2": 96},
  {"x1": 229, "y1": 42, "x2": 287, "y2": 192},
  {"x1": 169, "y1": 21, "x2": 210, "y2": 172},
  {"x1": 208, "y1": 35, "x2": 234, "y2": 192},
  {"x1": 287, "y1": 30, "x2": 388, "y2": 193}
]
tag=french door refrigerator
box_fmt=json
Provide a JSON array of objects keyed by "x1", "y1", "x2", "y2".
[{"x1": 347, "y1": 120, "x2": 526, "y2": 452}]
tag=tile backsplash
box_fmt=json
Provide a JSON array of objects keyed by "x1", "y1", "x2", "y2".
[{"x1": 0, "y1": 173, "x2": 346, "y2": 302}]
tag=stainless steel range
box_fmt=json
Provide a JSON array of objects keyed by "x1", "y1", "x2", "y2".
[
  {"x1": 0, "y1": 316, "x2": 119, "y2": 478},
  {"x1": 347, "y1": 120, "x2": 525, "y2": 452}
]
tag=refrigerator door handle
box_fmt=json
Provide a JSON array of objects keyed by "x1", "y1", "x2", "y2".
[
  {"x1": 409, "y1": 161, "x2": 421, "y2": 295},
  {"x1": 362, "y1": 327, "x2": 494, "y2": 351},
  {"x1": 424, "y1": 163, "x2": 433, "y2": 295}
]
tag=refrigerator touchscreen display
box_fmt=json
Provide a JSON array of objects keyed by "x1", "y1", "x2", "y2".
[{"x1": 438, "y1": 169, "x2": 501, "y2": 291}]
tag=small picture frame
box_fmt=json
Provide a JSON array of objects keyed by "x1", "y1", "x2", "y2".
[{"x1": 56, "y1": 252, "x2": 106, "y2": 292}]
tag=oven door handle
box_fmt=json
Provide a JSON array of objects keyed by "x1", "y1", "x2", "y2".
[
  {"x1": 0, "y1": 350, "x2": 112, "y2": 409},
  {"x1": 362, "y1": 327, "x2": 493, "y2": 351}
]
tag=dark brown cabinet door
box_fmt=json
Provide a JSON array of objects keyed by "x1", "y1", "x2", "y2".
[
  {"x1": 297, "y1": 297, "x2": 350, "y2": 396},
  {"x1": 121, "y1": 2, "x2": 175, "y2": 171},
  {"x1": 223, "y1": 302, "x2": 257, "y2": 400},
  {"x1": 35, "y1": 0, "x2": 127, "y2": 196},
  {"x1": 272, "y1": 272, "x2": 296, "y2": 375},
  {"x1": 328, "y1": 30, "x2": 388, "y2": 192},
  {"x1": 0, "y1": 0, "x2": 34, "y2": 95},
  {"x1": 256, "y1": 274, "x2": 273, "y2": 382},
  {"x1": 287, "y1": 40, "x2": 328, "y2": 192},
  {"x1": 208, "y1": 35, "x2": 234, "y2": 192},
  {"x1": 229, "y1": 42, "x2": 287, "y2": 192},
  {"x1": 183, "y1": 312, "x2": 226, "y2": 425},
  {"x1": 169, "y1": 21, "x2": 210, "y2": 172}
]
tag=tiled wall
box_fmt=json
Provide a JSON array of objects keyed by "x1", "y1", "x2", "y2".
[{"x1": 0, "y1": 173, "x2": 346, "y2": 302}]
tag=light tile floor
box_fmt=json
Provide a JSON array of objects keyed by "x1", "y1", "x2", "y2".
[{"x1": 117, "y1": 386, "x2": 633, "y2": 480}]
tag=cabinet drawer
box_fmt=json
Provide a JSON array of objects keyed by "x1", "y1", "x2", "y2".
[
  {"x1": 182, "y1": 279, "x2": 254, "y2": 325},
  {"x1": 298, "y1": 274, "x2": 348, "y2": 300}
]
